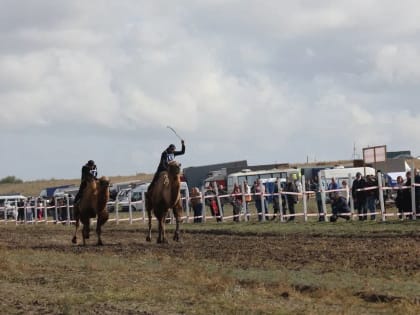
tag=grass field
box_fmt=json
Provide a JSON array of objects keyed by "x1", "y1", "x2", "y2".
[
  {"x1": 1, "y1": 217, "x2": 419, "y2": 315},
  {"x1": 0, "y1": 174, "x2": 152, "y2": 197}
]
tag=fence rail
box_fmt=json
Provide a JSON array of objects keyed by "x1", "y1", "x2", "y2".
[{"x1": 1, "y1": 172, "x2": 419, "y2": 226}]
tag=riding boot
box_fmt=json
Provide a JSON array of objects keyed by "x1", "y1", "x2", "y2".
[{"x1": 74, "y1": 192, "x2": 81, "y2": 205}]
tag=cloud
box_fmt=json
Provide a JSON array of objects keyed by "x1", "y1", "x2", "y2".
[{"x1": 1, "y1": 1, "x2": 420, "y2": 180}]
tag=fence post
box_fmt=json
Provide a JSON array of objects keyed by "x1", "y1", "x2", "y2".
[
  {"x1": 201, "y1": 186, "x2": 207, "y2": 223},
  {"x1": 128, "y1": 190, "x2": 133, "y2": 225},
  {"x1": 141, "y1": 191, "x2": 146, "y2": 223},
  {"x1": 115, "y1": 200, "x2": 120, "y2": 224},
  {"x1": 14, "y1": 204, "x2": 18, "y2": 225},
  {"x1": 411, "y1": 159, "x2": 417, "y2": 220},
  {"x1": 279, "y1": 187, "x2": 284, "y2": 222},
  {"x1": 319, "y1": 175, "x2": 327, "y2": 221},
  {"x1": 258, "y1": 181, "x2": 265, "y2": 222},
  {"x1": 378, "y1": 172, "x2": 386, "y2": 222},
  {"x1": 43, "y1": 200, "x2": 48, "y2": 224},
  {"x1": 214, "y1": 181, "x2": 224, "y2": 222},
  {"x1": 54, "y1": 197, "x2": 58, "y2": 224},
  {"x1": 66, "y1": 196, "x2": 71, "y2": 225},
  {"x1": 348, "y1": 174, "x2": 354, "y2": 220},
  {"x1": 184, "y1": 188, "x2": 190, "y2": 224},
  {"x1": 302, "y1": 175, "x2": 307, "y2": 222}
]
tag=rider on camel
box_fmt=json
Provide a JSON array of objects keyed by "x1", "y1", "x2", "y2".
[
  {"x1": 147, "y1": 140, "x2": 185, "y2": 196},
  {"x1": 74, "y1": 160, "x2": 97, "y2": 204}
]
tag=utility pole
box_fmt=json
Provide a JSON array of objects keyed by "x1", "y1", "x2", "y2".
[{"x1": 352, "y1": 142, "x2": 358, "y2": 159}]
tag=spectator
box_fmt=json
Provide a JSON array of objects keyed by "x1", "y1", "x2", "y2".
[
  {"x1": 415, "y1": 169, "x2": 420, "y2": 216},
  {"x1": 17, "y1": 199, "x2": 25, "y2": 222},
  {"x1": 204, "y1": 184, "x2": 221, "y2": 222},
  {"x1": 37, "y1": 198, "x2": 44, "y2": 220},
  {"x1": 365, "y1": 175, "x2": 378, "y2": 220},
  {"x1": 310, "y1": 176, "x2": 324, "y2": 222},
  {"x1": 254, "y1": 179, "x2": 268, "y2": 221},
  {"x1": 340, "y1": 180, "x2": 350, "y2": 205},
  {"x1": 284, "y1": 178, "x2": 298, "y2": 222},
  {"x1": 394, "y1": 175, "x2": 405, "y2": 219},
  {"x1": 230, "y1": 184, "x2": 242, "y2": 222},
  {"x1": 330, "y1": 192, "x2": 351, "y2": 222},
  {"x1": 272, "y1": 178, "x2": 281, "y2": 221},
  {"x1": 26, "y1": 198, "x2": 34, "y2": 222},
  {"x1": 352, "y1": 172, "x2": 367, "y2": 221},
  {"x1": 328, "y1": 177, "x2": 338, "y2": 200},
  {"x1": 402, "y1": 171, "x2": 413, "y2": 219},
  {"x1": 189, "y1": 187, "x2": 203, "y2": 223},
  {"x1": 217, "y1": 184, "x2": 228, "y2": 219},
  {"x1": 242, "y1": 181, "x2": 252, "y2": 221}
]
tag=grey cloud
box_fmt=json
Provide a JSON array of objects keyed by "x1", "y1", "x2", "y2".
[{"x1": 1, "y1": 1, "x2": 420, "y2": 180}]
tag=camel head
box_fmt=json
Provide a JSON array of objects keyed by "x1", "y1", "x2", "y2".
[
  {"x1": 97, "y1": 176, "x2": 110, "y2": 188},
  {"x1": 167, "y1": 160, "x2": 181, "y2": 176}
]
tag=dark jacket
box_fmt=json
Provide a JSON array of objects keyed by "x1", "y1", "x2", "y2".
[
  {"x1": 401, "y1": 178, "x2": 412, "y2": 211},
  {"x1": 285, "y1": 182, "x2": 298, "y2": 205},
  {"x1": 352, "y1": 178, "x2": 366, "y2": 201},
  {"x1": 81, "y1": 164, "x2": 97, "y2": 181},
  {"x1": 365, "y1": 177, "x2": 378, "y2": 199},
  {"x1": 156, "y1": 143, "x2": 185, "y2": 173},
  {"x1": 332, "y1": 196, "x2": 349, "y2": 215}
]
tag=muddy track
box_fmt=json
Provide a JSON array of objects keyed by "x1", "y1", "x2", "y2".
[{"x1": 2, "y1": 227, "x2": 419, "y2": 273}]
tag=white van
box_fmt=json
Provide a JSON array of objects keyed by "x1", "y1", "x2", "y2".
[
  {"x1": 130, "y1": 181, "x2": 190, "y2": 212},
  {"x1": 0, "y1": 195, "x2": 26, "y2": 220},
  {"x1": 318, "y1": 166, "x2": 376, "y2": 188}
]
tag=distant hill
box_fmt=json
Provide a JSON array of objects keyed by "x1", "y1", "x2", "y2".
[{"x1": 0, "y1": 174, "x2": 153, "y2": 197}]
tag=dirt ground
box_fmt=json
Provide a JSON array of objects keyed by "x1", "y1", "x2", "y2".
[
  {"x1": 2, "y1": 224, "x2": 419, "y2": 273},
  {"x1": 1, "y1": 224, "x2": 420, "y2": 314}
]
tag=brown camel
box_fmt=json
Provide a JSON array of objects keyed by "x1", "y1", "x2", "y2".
[
  {"x1": 146, "y1": 160, "x2": 183, "y2": 244},
  {"x1": 72, "y1": 176, "x2": 110, "y2": 246}
]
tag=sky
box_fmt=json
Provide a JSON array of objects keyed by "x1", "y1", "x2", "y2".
[{"x1": 1, "y1": 0, "x2": 420, "y2": 181}]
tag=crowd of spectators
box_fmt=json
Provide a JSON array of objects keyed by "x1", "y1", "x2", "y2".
[
  {"x1": 4, "y1": 170, "x2": 420, "y2": 224},
  {"x1": 192, "y1": 169, "x2": 420, "y2": 223}
]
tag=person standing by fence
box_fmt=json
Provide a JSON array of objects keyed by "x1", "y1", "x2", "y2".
[
  {"x1": 310, "y1": 176, "x2": 324, "y2": 222},
  {"x1": 230, "y1": 184, "x2": 242, "y2": 222},
  {"x1": 272, "y1": 178, "x2": 281, "y2": 221},
  {"x1": 17, "y1": 199, "x2": 25, "y2": 222},
  {"x1": 284, "y1": 178, "x2": 298, "y2": 222},
  {"x1": 395, "y1": 175, "x2": 405, "y2": 219},
  {"x1": 254, "y1": 179, "x2": 268, "y2": 221},
  {"x1": 190, "y1": 187, "x2": 203, "y2": 223},
  {"x1": 352, "y1": 172, "x2": 367, "y2": 221},
  {"x1": 242, "y1": 181, "x2": 251, "y2": 221},
  {"x1": 365, "y1": 175, "x2": 378, "y2": 220},
  {"x1": 402, "y1": 171, "x2": 412, "y2": 219}
]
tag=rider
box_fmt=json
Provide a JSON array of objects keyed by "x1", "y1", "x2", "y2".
[
  {"x1": 74, "y1": 160, "x2": 98, "y2": 204},
  {"x1": 147, "y1": 140, "x2": 186, "y2": 195}
]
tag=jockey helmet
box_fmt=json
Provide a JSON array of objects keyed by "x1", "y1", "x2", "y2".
[{"x1": 87, "y1": 160, "x2": 95, "y2": 166}]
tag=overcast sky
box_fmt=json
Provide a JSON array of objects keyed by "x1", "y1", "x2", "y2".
[{"x1": 1, "y1": 1, "x2": 420, "y2": 181}]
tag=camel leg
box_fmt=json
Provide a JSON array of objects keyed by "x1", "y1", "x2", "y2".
[
  {"x1": 96, "y1": 211, "x2": 109, "y2": 246},
  {"x1": 72, "y1": 205, "x2": 80, "y2": 244},
  {"x1": 157, "y1": 217, "x2": 163, "y2": 243},
  {"x1": 81, "y1": 215, "x2": 90, "y2": 246},
  {"x1": 158, "y1": 216, "x2": 168, "y2": 244},
  {"x1": 173, "y1": 202, "x2": 182, "y2": 242},
  {"x1": 146, "y1": 208, "x2": 153, "y2": 242}
]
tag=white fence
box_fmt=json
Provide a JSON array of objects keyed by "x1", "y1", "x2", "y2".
[{"x1": 1, "y1": 172, "x2": 419, "y2": 225}]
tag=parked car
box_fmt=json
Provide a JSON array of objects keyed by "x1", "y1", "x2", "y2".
[
  {"x1": 0, "y1": 195, "x2": 26, "y2": 220},
  {"x1": 107, "y1": 182, "x2": 190, "y2": 213}
]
